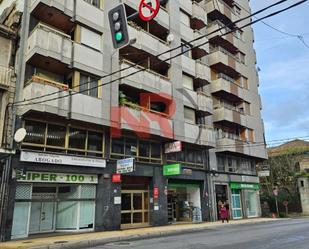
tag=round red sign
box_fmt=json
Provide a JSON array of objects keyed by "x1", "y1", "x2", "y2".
[{"x1": 139, "y1": 0, "x2": 160, "y2": 21}]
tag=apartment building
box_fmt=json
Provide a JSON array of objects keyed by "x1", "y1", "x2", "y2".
[{"x1": 0, "y1": 0, "x2": 266, "y2": 240}]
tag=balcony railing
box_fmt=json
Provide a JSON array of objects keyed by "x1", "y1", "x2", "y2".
[
  {"x1": 210, "y1": 46, "x2": 241, "y2": 63},
  {"x1": 0, "y1": 66, "x2": 13, "y2": 89}
]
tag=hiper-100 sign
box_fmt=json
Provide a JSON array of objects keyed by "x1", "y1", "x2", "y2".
[{"x1": 16, "y1": 171, "x2": 98, "y2": 184}]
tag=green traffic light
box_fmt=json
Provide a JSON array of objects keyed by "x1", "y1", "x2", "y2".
[{"x1": 115, "y1": 32, "x2": 123, "y2": 42}]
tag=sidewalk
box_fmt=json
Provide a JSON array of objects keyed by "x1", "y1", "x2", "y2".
[{"x1": 0, "y1": 218, "x2": 281, "y2": 249}]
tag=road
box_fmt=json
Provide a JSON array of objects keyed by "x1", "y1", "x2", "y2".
[{"x1": 87, "y1": 218, "x2": 309, "y2": 249}]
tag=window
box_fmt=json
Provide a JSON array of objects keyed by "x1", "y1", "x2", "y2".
[
  {"x1": 184, "y1": 107, "x2": 196, "y2": 124},
  {"x1": 217, "y1": 156, "x2": 225, "y2": 172},
  {"x1": 181, "y1": 40, "x2": 192, "y2": 58},
  {"x1": 300, "y1": 181, "x2": 304, "y2": 187},
  {"x1": 80, "y1": 27, "x2": 101, "y2": 50},
  {"x1": 80, "y1": 74, "x2": 99, "y2": 97},
  {"x1": 228, "y1": 157, "x2": 237, "y2": 172},
  {"x1": 238, "y1": 52, "x2": 246, "y2": 64},
  {"x1": 24, "y1": 121, "x2": 46, "y2": 145},
  {"x1": 244, "y1": 102, "x2": 251, "y2": 115},
  {"x1": 83, "y1": 0, "x2": 100, "y2": 8},
  {"x1": 183, "y1": 74, "x2": 194, "y2": 90},
  {"x1": 22, "y1": 120, "x2": 104, "y2": 157},
  {"x1": 110, "y1": 137, "x2": 162, "y2": 163},
  {"x1": 166, "y1": 146, "x2": 204, "y2": 169}
]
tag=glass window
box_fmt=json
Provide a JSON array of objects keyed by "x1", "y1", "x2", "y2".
[
  {"x1": 125, "y1": 138, "x2": 137, "y2": 156},
  {"x1": 80, "y1": 74, "x2": 98, "y2": 97},
  {"x1": 139, "y1": 140, "x2": 150, "y2": 158},
  {"x1": 244, "y1": 190, "x2": 259, "y2": 217},
  {"x1": 46, "y1": 124, "x2": 66, "y2": 147},
  {"x1": 87, "y1": 131, "x2": 103, "y2": 152},
  {"x1": 187, "y1": 149, "x2": 195, "y2": 163},
  {"x1": 69, "y1": 128, "x2": 87, "y2": 150},
  {"x1": 183, "y1": 74, "x2": 194, "y2": 90},
  {"x1": 24, "y1": 120, "x2": 46, "y2": 144},
  {"x1": 151, "y1": 142, "x2": 161, "y2": 159},
  {"x1": 111, "y1": 137, "x2": 125, "y2": 155}
]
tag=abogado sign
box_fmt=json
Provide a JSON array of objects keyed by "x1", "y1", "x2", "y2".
[
  {"x1": 165, "y1": 141, "x2": 182, "y2": 154},
  {"x1": 20, "y1": 151, "x2": 106, "y2": 168},
  {"x1": 117, "y1": 158, "x2": 135, "y2": 174}
]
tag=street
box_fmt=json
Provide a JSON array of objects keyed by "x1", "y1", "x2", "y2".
[{"x1": 88, "y1": 218, "x2": 309, "y2": 249}]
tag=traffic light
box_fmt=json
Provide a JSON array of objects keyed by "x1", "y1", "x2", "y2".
[{"x1": 108, "y1": 4, "x2": 129, "y2": 49}]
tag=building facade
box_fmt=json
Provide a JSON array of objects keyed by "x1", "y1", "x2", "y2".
[{"x1": 0, "y1": 0, "x2": 266, "y2": 241}]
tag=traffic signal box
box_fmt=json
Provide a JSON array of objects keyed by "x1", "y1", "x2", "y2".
[{"x1": 108, "y1": 4, "x2": 130, "y2": 49}]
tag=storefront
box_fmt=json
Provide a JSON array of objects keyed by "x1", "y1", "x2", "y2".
[
  {"x1": 164, "y1": 164, "x2": 204, "y2": 223},
  {"x1": 11, "y1": 171, "x2": 98, "y2": 239},
  {"x1": 230, "y1": 182, "x2": 261, "y2": 219}
]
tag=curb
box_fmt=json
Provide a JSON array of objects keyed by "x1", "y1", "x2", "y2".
[{"x1": 26, "y1": 219, "x2": 285, "y2": 249}]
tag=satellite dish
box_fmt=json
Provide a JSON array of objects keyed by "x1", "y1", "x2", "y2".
[
  {"x1": 14, "y1": 128, "x2": 27, "y2": 143},
  {"x1": 167, "y1": 33, "x2": 174, "y2": 43}
]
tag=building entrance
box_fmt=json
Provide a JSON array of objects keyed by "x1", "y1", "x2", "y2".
[
  {"x1": 215, "y1": 185, "x2": 229, "y2": 220},
  {"x1": 121, "y1": 190, "x2": 149, "y2": 228},
  {"x1": 29, "y1": 193, "x2": 56, "y2": 234}
]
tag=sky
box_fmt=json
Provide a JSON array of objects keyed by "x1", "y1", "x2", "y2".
[{"x1": 249, "y1": 0, "x2": 309, "y2": 144}]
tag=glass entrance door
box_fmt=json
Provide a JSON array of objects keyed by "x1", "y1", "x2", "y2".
[
  {"x1": 231, "y1": 189, "x2": 243, "y2": 219},
  {"x1": 121, "y1": 190, "x2": 149, "y2": 228},
  {"x1": 29, "y1": 193, "x2": 55, "y2": 234}
]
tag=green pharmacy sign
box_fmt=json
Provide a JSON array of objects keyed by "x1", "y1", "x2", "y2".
[
  {"x1": 230, "y1": 182, "x2": 260, "y2": 190},
  {"x1": 163, "y1": 164, "x2": 182, "y2": 176}
]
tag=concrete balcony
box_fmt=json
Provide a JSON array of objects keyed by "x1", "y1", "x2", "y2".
[
  {"x1": 30, "y1": 0, "x2": 104, "y2": 33},
  {"x1": 184, "y1": 123, "x2": 216, "y2": 147},
  {"x1": 72, "y1": 43, "x2": 104, "y2": 77},
  {"x1": 196, "y1": 61, "x2": 210, "y2": 84},
  {"x1": 209, "y1": 47, "x2": 247, "y2": 78},
  {"x1": 193, "y1": 30, "x2": 209, "y2": 55},
  {"x1": 183, "y1": 89, "x2": 213, "y2": 115},
  {"x1": 180, "y1": 23, "x2": 194, "y2": 43},
  {"x1": 191, "y1": 1, "x2": 207, "y2": 30},
  {"x1": 123, "y1": 0, "x2": 169, "y2": 29},
  {"x1": 119, "y1": 60, "x2": 172, "y2": 96},
  {"x1": 0, "y1": 66, "x2": 12, "y2": 90},
  {"x1": 213, "y1": 106, "x2": 247, "y2": 127},
  {"x1": 217, "y1": 138, "x2": 267, "y2": 159},
  {"x1": 211, "y1": 75, "x2": 244, "y2": 101},
  {"x1": 21, "y1": 77, "x2": 105, "y2": 125},
  {"x1": 120, "y1": 106, "x2": 174, "y2": 139},
  {"x1": 206, "y1": 0, "x2": 237, "y2": 25},
  {"x1": 182, "y1": 55, "x2": 196, "y2": 76},
  {"x1": 26, "y1": 23, "x2": 72, "y2": 66},
  {"x1": 182, "y1": 57, "x2": 211, "y2": 86},
  {"x1": 128, "y1": 25, "x2": 170, "y2": 62}
]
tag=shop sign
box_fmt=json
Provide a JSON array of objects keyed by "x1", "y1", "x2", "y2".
[
  {"x1": 116, "y1": 158, "x2": 135, "y2": 174},
  {"x1": 163, "y1": 164, "x2": 181, "y2": 176},
  {"x1": 258, "y1": 170, "x2": 270, "y2": 177},
  {"x1": 16, "y1": 171, "x2": 98, "y2": 184},
  {"x1": 20, "y1": 151, "x2": 106, "y2": 168},
  {"x1": 230, "y1": 182, "x2": 259, "y2": 190},
  {"x1": 154, "y1": 187, "x2": 159, "y2": 199},
  {"x1": 112, "y1": 174, "x2": 122, "y2": 183},
  {"x1": 164, "y1": 141, "x2": 182, "y2": 154}
]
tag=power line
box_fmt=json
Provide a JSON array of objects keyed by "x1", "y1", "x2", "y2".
[
  {"x1": 11, "y1": 0, "x2": 291, "y2": 107},
  {"x1": 237, "y1": 0, "x2": 309, "y2": 48},
  {"x1": 13, "y1": 0, "x2": 306, "y2": 108}
]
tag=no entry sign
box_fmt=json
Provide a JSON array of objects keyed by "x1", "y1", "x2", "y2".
[{"x1": 139, "y1": 0, "x2": 160, "y2": 21}]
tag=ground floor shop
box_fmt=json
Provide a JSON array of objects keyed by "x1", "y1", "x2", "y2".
[
  {"x1": 167, "y1": 181, "x2": 202, "y2": 223},
  {"x1": 214, "y1": 181, "x2": 261, "y2": 220},
  {"x1": 11, "y1": 172, "x2": 98, "y2": 239}
]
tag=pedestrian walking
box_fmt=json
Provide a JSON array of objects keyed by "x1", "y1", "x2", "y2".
[{"x1": 219, "y1": 203, "x2": 229, "y2": 223}]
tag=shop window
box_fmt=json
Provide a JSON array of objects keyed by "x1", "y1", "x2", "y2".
[
  {"x1": 244, "y1": 190, "x2": 259, "y2": 217},
  {"x1": 80, "y1": 74, "x2": 99, "y2": 98},
  {"x1": 47, "y1": 124, "x2": 66, "y2": 147},
  {"x1": 24, "y1": 121, "x2": 46, "y2": 145}
]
